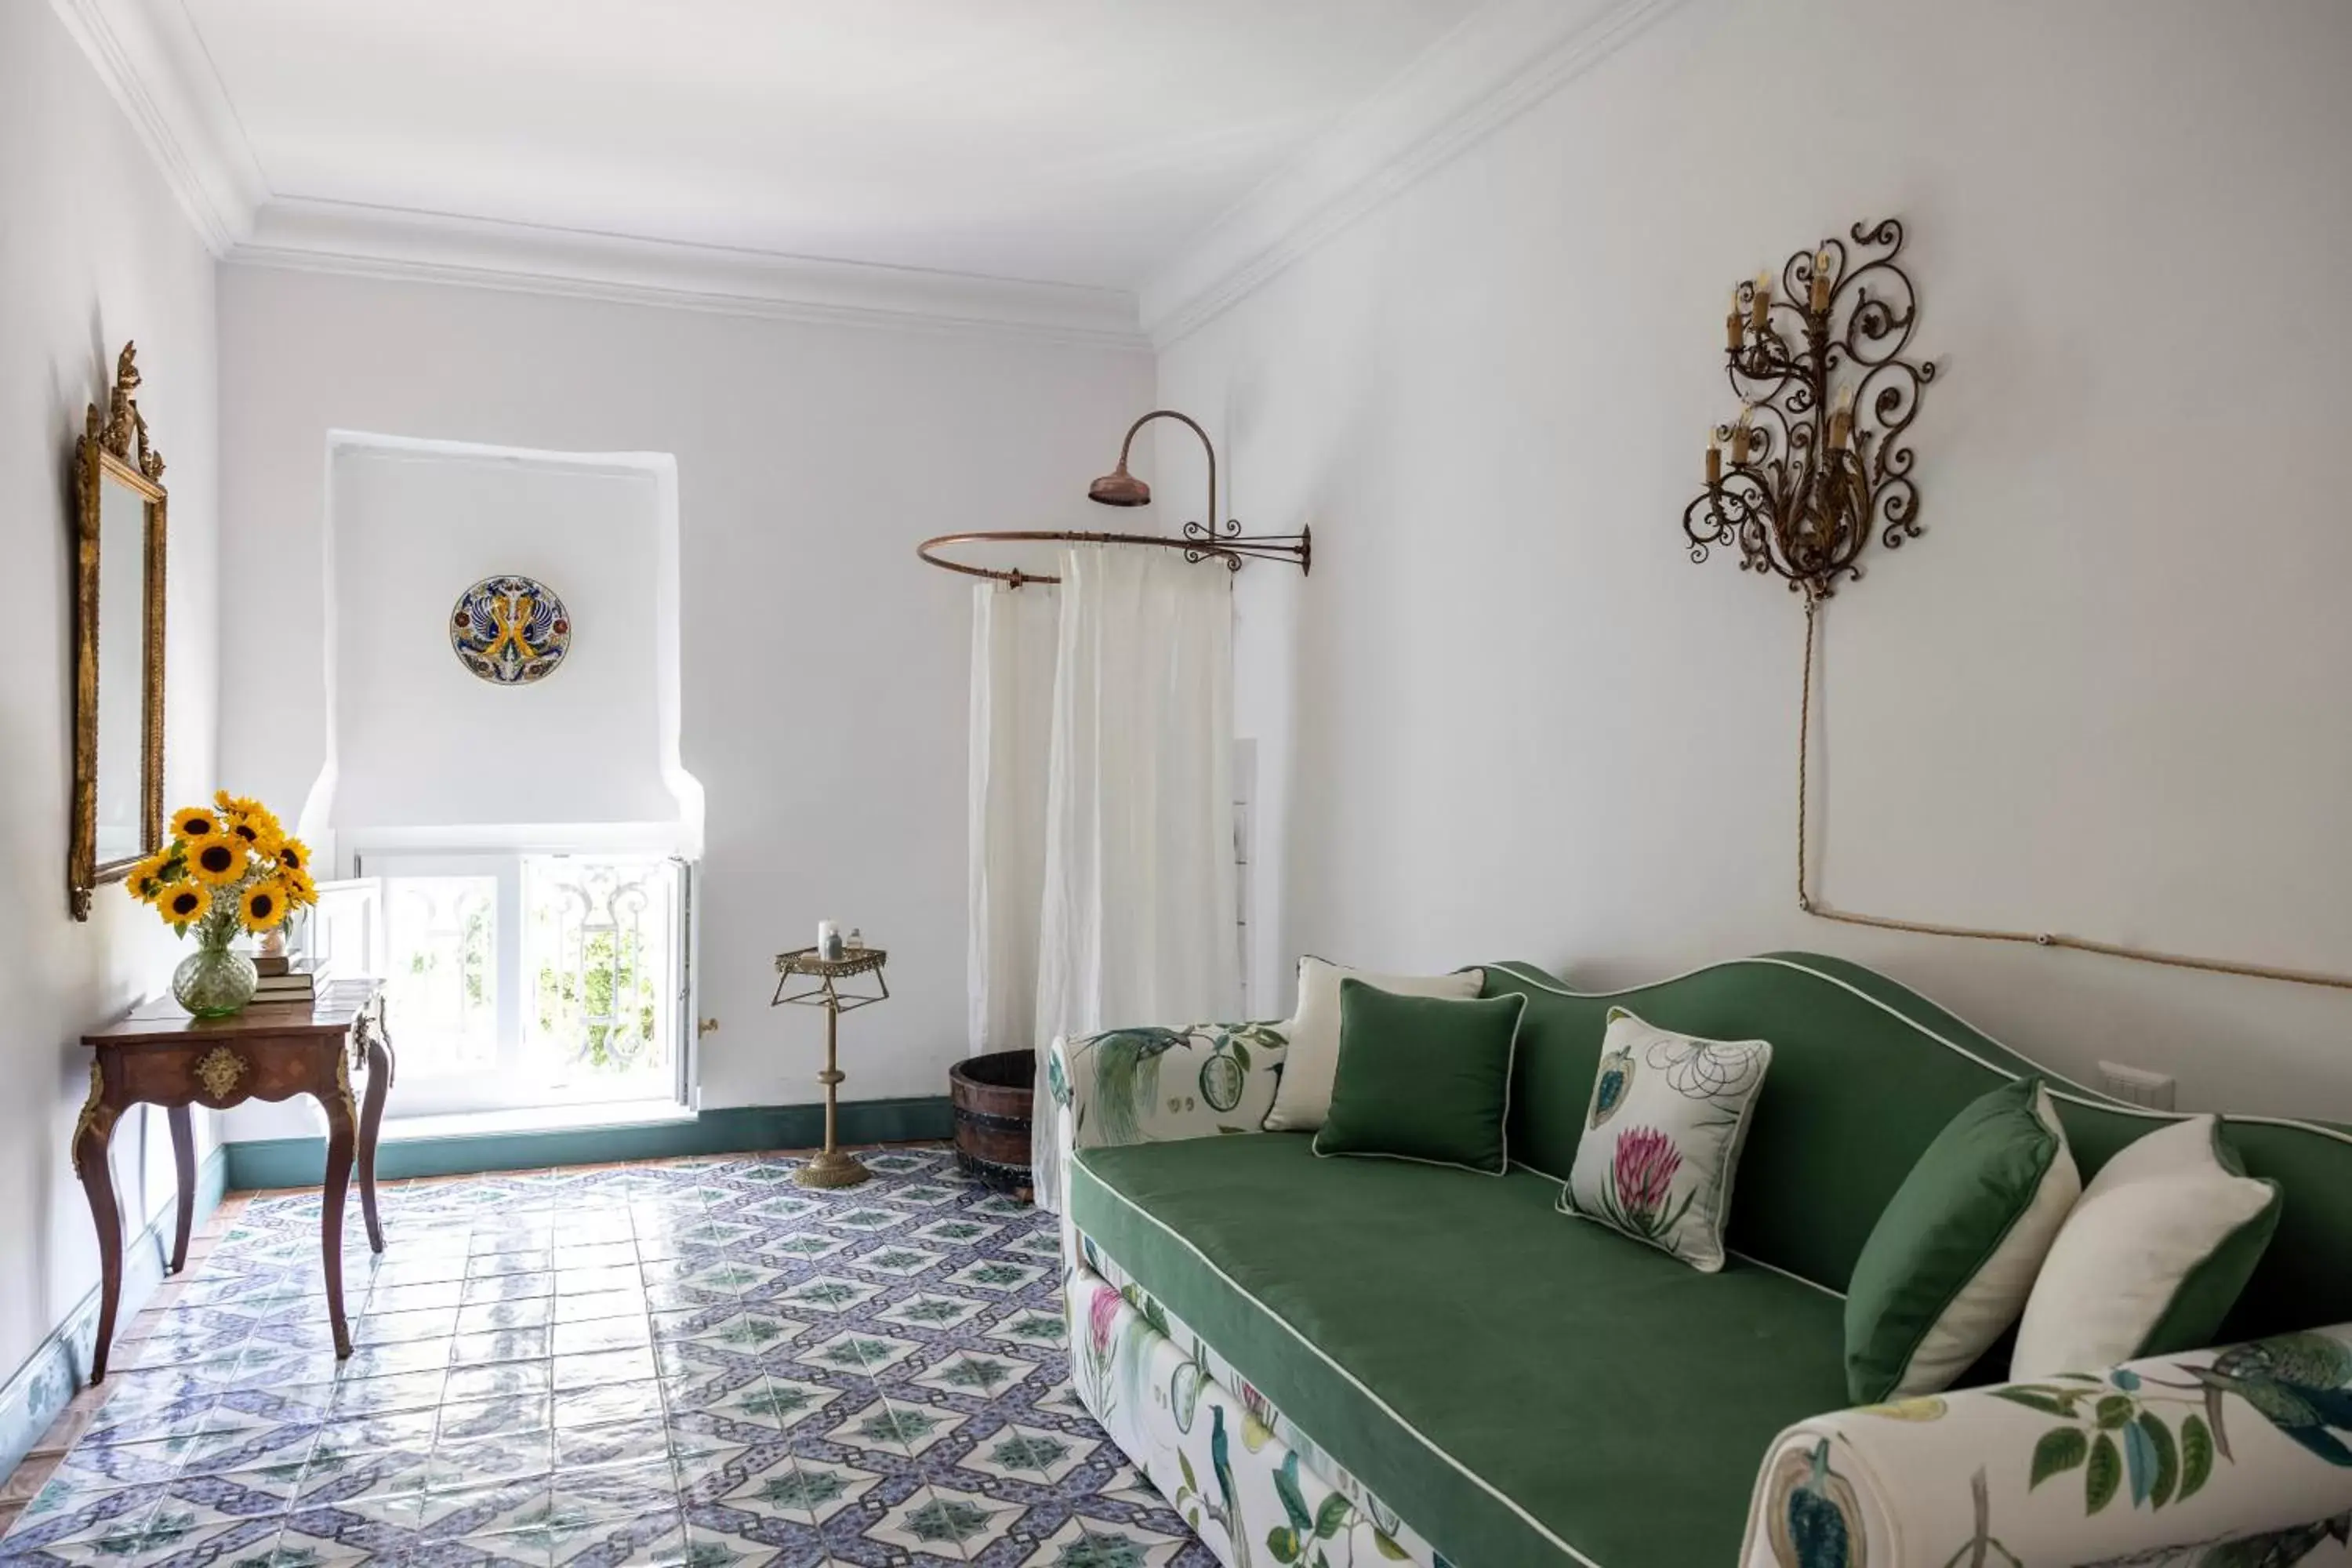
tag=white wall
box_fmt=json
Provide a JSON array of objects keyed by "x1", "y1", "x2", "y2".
[
  {"x1": 220, "y1": 267, "x2": 1153, "y2": 1108},
  {"x1": 0, "y1": 5, "x2": 221, "y2": 1379},
  {"x1": 328, "y1": 445, "x2": 681, "y2": 834},
  {"x1": 1160, "y1": 0, "x2": 2352, "y2": 1119}
]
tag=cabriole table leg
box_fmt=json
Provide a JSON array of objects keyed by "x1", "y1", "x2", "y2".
[
  {"x1": 319, "y1": 1080, "x2": 358, "y2": 1358},
  {"x1": 166, "y1": 1104, "x2": 196, "y2": 1274},
  {"x1": 358, "y1": 1020, "x2": 393, "y2": 1254},
  {"x1": 71, "y1": 1063, "x2": 123, "y2": 1381}
]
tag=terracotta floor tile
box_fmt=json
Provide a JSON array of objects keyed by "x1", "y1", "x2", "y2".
[{"x1": 0, "y1": 1454, "x2": 60, "y2": 1504}]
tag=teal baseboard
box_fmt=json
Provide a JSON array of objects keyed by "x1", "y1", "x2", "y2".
[
  {"x1": 223, "y1": 1095, "x2": 956, "y2": 1191},
  {"x1": 0, "y1": 1145, "x2": 229, "y2": 1480}
]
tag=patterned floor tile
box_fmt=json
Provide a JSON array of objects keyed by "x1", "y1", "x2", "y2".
[
  {"x1": 1023, "y1": 1512, "x2": 1194, "y2": 1568},
  {"x1": 0, "y1": 1145, "x2": 1201, "y2": 1568},
  {"x1": 983, "y1": 1310, "x2": 1067, "y2": 1351},
  {"x1": 854, "y1": 1245, "x2": 947, "y2": 1279},
  {"x1": 874, "y1": 1294, "x2": 988, "y2": 1334},
  {"x1": 720, "y1": 1454, "x2": 877, "y2": 1527},
  {"x1": 942, "y1": 1261, "x2": 1045, "y2": 1295},
  {"x1": 910, "y1": 1349, "x2": 1038, "y2": 1402},
  {"x1": 771, "y1": 1276, "x2": 882, "y2": 1316},
  {"x1": 825, "y1": 1392, "x2": 968, "y2": 1459},
  {"x1": 678, "y1": 1515, "x2": 817, "y2": 1568},
  {"x1": 799, "y1": 1332, "x2": 922, "y2": 1379},
  {"x1": 957, "y1": 1425, "x2": 1099, "y2": 1488},
  {"x1": 866, "y1": 1482, "x2": 1015, "y2": 1557}
]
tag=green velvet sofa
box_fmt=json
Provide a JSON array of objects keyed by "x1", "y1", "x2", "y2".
[{"x1": 1049, "y1": 953, "x2": 2352, "y2": 1568}]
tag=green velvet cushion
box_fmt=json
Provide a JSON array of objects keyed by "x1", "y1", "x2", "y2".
[
  {"x1": 1070, "y1": 1134, "x2": 1849, "y2": 1568},
  {"x1": 1312, "y1": 981, "x2": 1523, "y2": 1175},
  {"x1": 1844, "y1": 1075, "x2": 2078, "y2": 1403}
]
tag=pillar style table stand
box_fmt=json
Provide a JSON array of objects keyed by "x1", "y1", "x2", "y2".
[{"x1": 771, "y1": 946, "x2": 888, "y2": 1189}]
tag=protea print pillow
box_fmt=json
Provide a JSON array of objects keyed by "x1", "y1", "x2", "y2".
[{"x1": 1562, "y1": 1007, "x2": 1773, "y2": 1272}]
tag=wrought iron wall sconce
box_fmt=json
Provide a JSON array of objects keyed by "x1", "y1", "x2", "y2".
[
  {"x1": 917, "y1": 408, "x2": 1311, "y2": 588},
  {"x1": 1683, "y1": 218, "x2": 1935, "y2": 600},
  {"x1": 1682, "y1": 222, "x2": 2352, "y2": 990}
]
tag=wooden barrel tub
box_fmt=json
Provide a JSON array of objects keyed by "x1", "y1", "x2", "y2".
[{"x1": 949, "y1": 1049, "x2": 1036, "y2": 1200}]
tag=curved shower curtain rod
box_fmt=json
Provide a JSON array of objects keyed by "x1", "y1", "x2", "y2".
[{"x1": 915, "y1": 408, "x2": 1312, "y2": 588}]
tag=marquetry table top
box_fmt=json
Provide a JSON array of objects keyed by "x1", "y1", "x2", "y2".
[{"x1": 82, "y1": 978, "x2": 383, "y2": 1046}]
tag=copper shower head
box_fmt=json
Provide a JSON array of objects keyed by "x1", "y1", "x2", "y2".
[{"x1": 1087, "y1": 462, "x2": 1152, "y2": 507}]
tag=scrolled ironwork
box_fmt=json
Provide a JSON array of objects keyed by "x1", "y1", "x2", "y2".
[{"x1": 1687, "y1": 217, "x2": 1935, "y2": 598}]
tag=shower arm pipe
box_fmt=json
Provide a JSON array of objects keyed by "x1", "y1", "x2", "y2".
[
  {"x1": 1115, "y1": 409, "x2": 1216, "y2": 537},
  {"x1": 913, "y1": 408, "x2": 1311, "y2": 588}
]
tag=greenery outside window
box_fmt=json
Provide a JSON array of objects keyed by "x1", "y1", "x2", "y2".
[{"x1": 358, "y1": 849, "x2": 689, "y2": 1116}]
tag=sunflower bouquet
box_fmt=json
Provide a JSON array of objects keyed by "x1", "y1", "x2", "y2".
[{"x1": 125, "y1": 792, "x2": 318, "y2": 1017}]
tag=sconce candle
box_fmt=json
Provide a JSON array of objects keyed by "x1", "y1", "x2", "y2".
[
  {"x1": 1681, "y1": 218, "x2": 1936, "y2": 599},
  {"x1": 1707, "y1": 430, "x2": 1723, "y2": 486}
]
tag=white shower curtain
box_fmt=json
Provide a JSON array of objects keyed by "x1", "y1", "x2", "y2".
[
  {"x1": 967, "y1": 544, "x2": 1238, "y2": 1213},
  {"x1": 967, "y1": 580, "x2": 1058, "y2": 1061}
]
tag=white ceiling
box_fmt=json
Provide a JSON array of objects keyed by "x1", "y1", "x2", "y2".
[{"x1": 174, "y1": 0, "x2": 1486, "y2": 292}]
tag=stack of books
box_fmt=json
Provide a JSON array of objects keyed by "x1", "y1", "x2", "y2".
[{"x1": 254, "y1": 953, "x2": 325, "y2": 1005}]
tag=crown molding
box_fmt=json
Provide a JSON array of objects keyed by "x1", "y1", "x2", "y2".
[
  {"x1": 1138, "y1": 0, "x2": 1686, "y2": 348},
  {"x1": 227, "y1": 200, "x2": 1149, "y2": 349},
  {"x1": 51, "y1": 0, "x2": 1145, "y2": 347},
  {"x1": 49, "y1": 0, "x2": 267, "y2": 254},
  {"x1": 51, "y1": 0, "x2": 1667, "y2": 351}
]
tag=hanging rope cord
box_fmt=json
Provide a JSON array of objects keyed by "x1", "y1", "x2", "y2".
[{"x1": 1794, "y1": 594, "x2": 2352, "y2": 992}]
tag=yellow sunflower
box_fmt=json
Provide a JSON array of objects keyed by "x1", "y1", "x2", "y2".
[
  {"x1": 226, "y1": 813, "x2": 284, "y2": 858},
  {"x1": 239, "y1": 879, "x2": 292, "y2": 932},
  {"x1": 187, "y1": 837, "x2": 249, "y2": 886},
  {"x1": 125, "y1": 852, "x2": 176, "y2": 903},
  {"x1": 213, "y1": 789, "x2": 263, "y2": 817},
  {"x1": 172, "y1": 806, "x2": 223, "y2": 844},
  {"x1": 277, "y1": 865, "x2": 319, "y2": 907},
  {"x1": 274, "y1": 836, "x2": 313, "y2": 877},
  {"x1": 156, "y1": 882, "x2": 211, "y2": 927}
]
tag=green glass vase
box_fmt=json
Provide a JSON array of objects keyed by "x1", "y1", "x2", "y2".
[{"x1": 173, "y1": 939, "x2": 256, "y2": 1018}]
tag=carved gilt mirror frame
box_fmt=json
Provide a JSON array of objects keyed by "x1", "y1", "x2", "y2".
[{"x1": 70, "y1": 342, "x2": 169, "y2": 920}]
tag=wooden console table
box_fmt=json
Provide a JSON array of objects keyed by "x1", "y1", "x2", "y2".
[{"x1": 76, "y1": 978, "x2": 391, "y2": 1380}]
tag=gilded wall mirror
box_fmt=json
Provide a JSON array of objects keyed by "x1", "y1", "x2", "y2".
[{"x1": 69, "y1": 342, "x2": 169, "y2": 920}]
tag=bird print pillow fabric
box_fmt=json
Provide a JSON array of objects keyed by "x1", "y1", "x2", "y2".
[{"x1": 1562, "y1": 1007, "x2": 1773, "y2": 1272}]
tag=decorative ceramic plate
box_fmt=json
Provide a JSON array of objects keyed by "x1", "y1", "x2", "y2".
[{"x1": 450, "y1": 574, "x2": 571, "y2": 685}]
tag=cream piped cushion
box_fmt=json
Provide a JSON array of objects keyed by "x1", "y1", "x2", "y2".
[
  {"x1": 2011, "y1": 1115, "x2": 2281, "y2": 1378},
  {"x1": 1262, "y1": 956, "x2": 1484, "y2": 1132}
]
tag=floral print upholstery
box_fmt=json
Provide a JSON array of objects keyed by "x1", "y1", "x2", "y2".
[
  {"x1": 1051, "y1": 1022, "x2": 1289, "y2": 1151},
  {"x1": 1055, "y1": 1023, "x2": 1450, "y2": 1566},
  {"x1": 1065, "y1": 1247, "x2": 1439, "y2": 1568},
  {"x1": 1563, "y1": 1007, "x2": 1772, "y2": 1272},
  {"x1": 1742, "y1": 1325, "x2": 2352, "y2": 1567}
]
